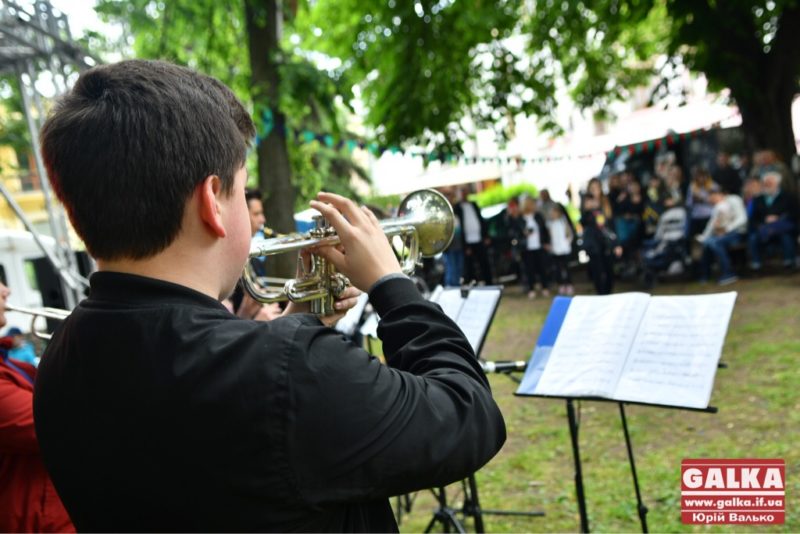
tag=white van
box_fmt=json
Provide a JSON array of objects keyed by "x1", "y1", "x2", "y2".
[{"x1": 0, "y1": 229, "x2": 61, "y2": 333}]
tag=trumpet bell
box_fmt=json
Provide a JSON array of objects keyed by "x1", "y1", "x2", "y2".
[{"x1": 394, "y1": 189, "x2": 454, "y2": 257}]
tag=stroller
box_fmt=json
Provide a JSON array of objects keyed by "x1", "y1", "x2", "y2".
[{"x1": 641, "y1": 206, "x2": 691, "y2": 288}]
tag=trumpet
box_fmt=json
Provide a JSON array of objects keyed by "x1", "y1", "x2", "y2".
[
  {"x1": 5, "y1": 303, "x2": 70, "y2": 340},
  {"x1": 242, "y1": 189, "x2": 455, "y2": 315}
]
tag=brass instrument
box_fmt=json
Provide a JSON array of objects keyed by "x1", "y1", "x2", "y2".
[
  {"x1": 5, "y1": 303, "x2": 70, "y2": 340},
  {"x1": 242, "y1": 189, "x2": 455, "y2": 315}
]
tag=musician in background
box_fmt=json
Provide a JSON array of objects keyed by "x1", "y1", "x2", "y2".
[
  {"x1": 0, "y1": 282, "x2": 74, "y2": 532},
  {"x1": 33, "y1": 59, "x2": 505, "y2": 532},
  {"x1": 227, "y1": 188, "x2": 282, "y2": 320}
]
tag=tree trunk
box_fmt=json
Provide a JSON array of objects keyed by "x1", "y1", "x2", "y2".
[
  {"x1": 245, "y1": 0, "x2": 297, "y2": 278},
  {"x1": 732, "y1": 3, "x2": 800, "y2": 196}
]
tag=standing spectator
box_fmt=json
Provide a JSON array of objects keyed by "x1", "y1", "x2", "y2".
[
  {"x1": 586, "y1": 177, "x2": 613, "y2": 221},
  {"x1": 443, "y1": 211, "x2": 464, "y2": 287},
  {"x1": 608, "y1": 172, "x2": 624, "y2": 211},
  {"x1": 1, "y1": 283, "x2": 74, "y2": 532},
  {"x1": 503, "y1": 197, "x2": 525, "y2": 285},
  {"x1": 521, "y1": 197, "x2": 551, "y2": 298},
  {"x1": 580, "y1": 187, "x2": 622, "y2": 295},
  {"x1": 687, "y1": 166, "x2": 716, "y2": 239},
  {"x1": 613, "y1": 177, "x2": 645, "y2": 274},
  {"x1": 454, "y1": 187, "x2": 492, "y2": 284},
  {"x1": 748, "y1": 170, "x2": 798, "y2": 271},
  {"x1": 546, "y1": 203, "x2": 574, "y2": 295},
  {"x1": 713, "y1": 151, "x2": 743, "y2": 195},
  {"x1": 697, "y1": 186, "x2": 748, "y2": 285}
]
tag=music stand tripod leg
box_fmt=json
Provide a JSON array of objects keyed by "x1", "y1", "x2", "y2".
[
  {"x1": 424, "y1": 487, "x2": 467, "y2": 534},
  {"x1": 619, "y1": 403, "x2": 648, "y2": 533},
  {"x1": 566, "y1": 399, "x2": 590, "y2": 533}
]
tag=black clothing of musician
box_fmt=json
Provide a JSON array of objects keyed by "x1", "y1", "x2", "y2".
[{"x1": 33, "y1": 271, "x2": 506, "y2": 532}]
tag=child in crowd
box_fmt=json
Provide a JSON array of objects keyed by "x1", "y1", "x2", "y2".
[
  {"x1": 545, "y1": 204, "x2": 574, "y2": 295},
  {"x1": 521, "y1": 197, "x2": 551, "y2": 299}
]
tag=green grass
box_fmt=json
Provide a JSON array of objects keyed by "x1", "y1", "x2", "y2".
[{"x1": 396, "y1": 273, "x2": 800, "y2": 533}]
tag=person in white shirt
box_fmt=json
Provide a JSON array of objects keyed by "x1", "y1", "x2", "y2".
[
  {"x1": 697, "y1": 186, "x2": 748, "y2": 285},
  {"x1": 521, "y1": 197, "x2": 551, "y2": 299},
  {"x1": 546, "y1": 204, "x2": 574, "y2": 295},
  {"x1": 453, "y1": 187, "x2": 492, "y2": 284}
]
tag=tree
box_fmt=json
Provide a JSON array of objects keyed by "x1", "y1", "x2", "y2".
[
  {"x1": 526, "y1": 0, "x2": 799, "y2": 167},
  {"x1": 296, "y1": 0, "x2": 544, "y2": 154},
  {"x1": 301, "y1": 0, "x2": 798, "y2": 174},
  {"x1": 96, "y1": 0, "x2": 365, "y2": 276}
]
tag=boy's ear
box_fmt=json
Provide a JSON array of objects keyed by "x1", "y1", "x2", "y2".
[{"x1": 197, "y1": 175, "x2": 227, "y2": 238}]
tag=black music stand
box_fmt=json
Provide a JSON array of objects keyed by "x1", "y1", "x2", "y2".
[
  {"x1": 513, "y1": 292, "x2": 734, "y2": 532},
  {"x1": 545, "y1": 396, "x2": 719, "y2": 533},
  {"x1": 421, "y1": 285, "x2": 545, "y2": 533}
]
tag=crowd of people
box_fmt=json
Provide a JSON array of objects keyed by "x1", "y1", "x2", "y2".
[{"x1": 439, "y1": 148, "x2": 799, "y2": 295}]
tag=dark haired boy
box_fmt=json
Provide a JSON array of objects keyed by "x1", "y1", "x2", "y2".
[{"x1": 33, "y1": 60, "x2": 505, "y2": 532}]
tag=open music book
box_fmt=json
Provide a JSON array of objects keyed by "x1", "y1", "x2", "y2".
[{"x1": 516, "y1": 292, "x2": 737, "y2": 409}]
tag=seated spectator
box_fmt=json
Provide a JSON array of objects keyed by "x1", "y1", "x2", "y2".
[
  {"x1": 697, "y1": 186, "x2": 748, "y2": 285},
  {"x1": 742, "y1": 176, "x2": 762, "y2": 219},
  {"x1": 643, "y1": 174, "x2": 668, "y2": 237},
  {"x1": 713, "y1": 151, "x2": 743, "y2": 195},
  {"x1": 748, "y1": 170, "x2": 798, "y2": 271},
  {"x1": 687, "y1": 166, "x2": 716, "y2": 239},
  {"x1": 4, "y1": 327, "x2": 37, "y2": 367},
  {"x1": 664, "y1": 165, "x2": 685, "y2": 209}
]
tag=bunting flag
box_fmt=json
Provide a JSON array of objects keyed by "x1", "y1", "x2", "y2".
[
  {"x1": 254, "y1": 106, "x2": 720, "y2": 167},
  {"x1": 606, "y1": 125, "x2": 717, "y2": 161}
]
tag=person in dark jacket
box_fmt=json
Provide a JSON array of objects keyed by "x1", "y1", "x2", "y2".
[
  {"x1": 747, "y1": 170, "x2": 798, "y2": 270},
  {"x1": 0, "y1": 283, "x2": 74, "y2": 533},
  {"x1": 453, "y1": 187, "x2": 493, "y2": 284},
  {"x1": 580, "y1": 189, "x2": 623, "y2": 295},
  {"x1": 32, "y1": 60, "x2": 506, "y2": 533},
  {"x1": 520, "y1": 196, "x2": 551, "y2": 298}
]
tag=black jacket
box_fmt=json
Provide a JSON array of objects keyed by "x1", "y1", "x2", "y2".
[
  {"x1": 750, "y1": 191, "x2": 798, "y2": 229},
  {"x1": 521, "y1": 212, "x2": 551, "y2": 250},
  {"x1": 34, "y1": 272, "x2": 505, "y2": 532}
]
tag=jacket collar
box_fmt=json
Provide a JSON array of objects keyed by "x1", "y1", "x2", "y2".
[{"x1": 86, "y1": 271, "x2": 229, "y2": 311}]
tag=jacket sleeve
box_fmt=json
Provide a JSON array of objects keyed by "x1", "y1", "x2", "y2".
[
  {"x1": 285, "y1": 278, "x2": 506, "y2": 505},
  {"x1": 0, "y1": 370, "x2": 39, "y2": 454}
]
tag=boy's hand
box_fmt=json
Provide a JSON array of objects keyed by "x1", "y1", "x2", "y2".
[{"x1": 309, "y1": 192, "x2": 402, "y2": 291}]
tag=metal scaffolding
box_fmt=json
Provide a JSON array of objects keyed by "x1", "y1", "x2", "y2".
[{"x1": 0, "y1": 0, "x2": 98, "y2": 308}]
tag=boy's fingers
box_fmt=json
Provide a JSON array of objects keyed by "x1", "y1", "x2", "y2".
[
  {"x1": 310, "y1": 201, "x2": 352, "y2": 238},
  {"x1": 361, "y1": 205, "x2": 381, "y2": 227},
  {"x1": 313, "y1": 245, "x2": 347, "y2": 272},
  {"x1": 317, "y1": 192, "x2": 367, "y2": 226}
]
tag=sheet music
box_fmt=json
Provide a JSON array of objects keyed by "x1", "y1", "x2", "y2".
[
  {"x1": 613, "y1": 292, "x2": 736, "y2": 408},
  {"x1": 434, "y1": 288, "x2": 466, "y2": 323},
  {"x1": 334, "y1": 293, "x2": 370, "y2": 336},
  {"x1": 533, "y1": 293, "x2": 651, "y2": 398},
  {"x1": 458, "y1": 289, "x2": 502, "y2": 353}
]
